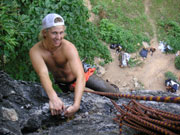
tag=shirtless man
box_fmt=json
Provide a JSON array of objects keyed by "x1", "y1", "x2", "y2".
[
  {"x1": 30, "y1": 13, "x2": 119, "y2": 117},
  {"x1": 29, "y1": 13, "x2": 85, "y2": 117}
]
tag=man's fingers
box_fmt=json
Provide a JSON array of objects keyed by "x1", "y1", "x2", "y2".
[
  {"x1": 62, "y1": 104, "x2": 65, "y2": 111},
  {"x1": 49, "y1": 100, "x2": 65, "y2": 116},
  {"x1": 58, "y1": 109, "x2": 62, "y2": 115},
  {"x1": 51, "y1": 108, "x2": 64, "y2": 115},
  {"x1": 64, "y1": 107, "x2": 74, "y2": 117},
  {"x1": 55, "y1": 110, "x2": 58, "y2": 115},
  {"x1": 64, "y1": 110, "x2": 68, "y2": 117},
  {"x1": 51, "y1": 109, "x2": 55, "y2": 115},
  {"x1": 63, "y1": 107, "x2": 69, "y2": 115}
]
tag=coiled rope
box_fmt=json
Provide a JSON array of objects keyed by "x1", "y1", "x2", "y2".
[{"x1": 84, "y1": 89, "x2": 180, "y2": 134}]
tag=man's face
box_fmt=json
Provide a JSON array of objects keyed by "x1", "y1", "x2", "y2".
[{"x1": 44, "y1": 25, "x2": 65, "y2": 47}]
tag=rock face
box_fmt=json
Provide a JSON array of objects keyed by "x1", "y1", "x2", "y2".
[{"x1": 0, "y1": 71, "x2": 180, "y2": 135}]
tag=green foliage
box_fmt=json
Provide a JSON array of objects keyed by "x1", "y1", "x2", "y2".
[
  {"x1": 90, "y1": 0, "x2": 153, "y2": 38},
  {"x1": 99, "y1": 19, "x2": 149, "y2": 53},
  {"x1": 0, "y1": 0, "x2": 111, "y2": 81},
  {"x1": 99, "y1": 61, "x2": 105, "y2": 67},
  {"x1": 92, "y1": 5, "x2": 101, "y2": 15},
  {"x1": 150, "y1": 0, "x2": 180, "y2": 23},
  {"x1": 158, "y1": 21, "x2": 180, "y2": 53},
  {"x1": 175, "y1": 56, "x2": 180, "y2": 70},
  {"x1": 164, "y1": 71, "x2": 178, "y2": 81},
  {"x1": 128, "y1": 58, "x2": 142, "y2": 68},
  {"x1": 0, "y1": 1, "x2": 19, "y2": 68},
  {"x1": 150, "y1": 1, "x2": 180, "y2": 53}
]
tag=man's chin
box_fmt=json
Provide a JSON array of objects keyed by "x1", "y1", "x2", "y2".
[{"x1": 54, "y1": 43, "x2": 61, "y2": 47}]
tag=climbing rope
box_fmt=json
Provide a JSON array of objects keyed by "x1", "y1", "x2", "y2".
[
  {"x1": 84, "y1": 89, "x2": 180, "y2": 134},
  {"x1": 111, "y1": 100, "x2": 180, "y2": 135},
  {"x1": 84, "y1": 89, "x2": 180, "y2": 103}
]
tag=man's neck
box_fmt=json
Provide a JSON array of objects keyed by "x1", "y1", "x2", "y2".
[{"x1": 42, "y1": 40, "x2": 60, "y2": 53}]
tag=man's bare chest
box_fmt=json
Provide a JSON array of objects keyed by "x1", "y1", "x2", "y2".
[{"x1": 43, "y1": 51, "x2": 67, "y2": 69}]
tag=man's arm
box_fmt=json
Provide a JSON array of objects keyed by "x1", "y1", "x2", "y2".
[
  {"x1": 64, "y1": 44, "x2": 86, "y2": 117},
  {"x1": 29, "y1": 46, "x2": 65, "y2": 115}
]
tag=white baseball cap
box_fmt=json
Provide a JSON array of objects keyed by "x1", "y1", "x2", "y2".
[{"x1": 42, "y1": 13, "x2": 65, "y2": 30}]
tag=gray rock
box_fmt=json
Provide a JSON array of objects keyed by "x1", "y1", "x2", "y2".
[
  {"x1": 0, "y1": 71, "x2": 179, "y2": 135},
  {"x1": 2, "y1": 107, "x2": 18, "y2": 121}
]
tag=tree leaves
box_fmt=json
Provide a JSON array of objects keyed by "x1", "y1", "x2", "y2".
[
  {"x1": 99, "y1": 19, "x2": 149, "y2": 53},
  {"x1": 0, "y1": 0, "x2": 111, "y2": 81}
]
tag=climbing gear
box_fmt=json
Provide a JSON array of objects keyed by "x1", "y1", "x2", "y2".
[
  {"x1": 71, "y1": 67, "x2": 96, "y2": 88},
  {"x1": 119, "y1": 52, "x2": 131, "y2": 67},
  {"x1": 110, "y1": 44, "x2": 120, "y2": 49},
  {"x1": 139, "y1": 48, "x2": 148, "y2": 58},
  {"x1": 165, "y1": 79, "x2": 179, "y2": 93},
  {"x1": 84, "y1": 90, "x2": 180, "y2": 134},
  {"x1": 84, "y1": 90, "x2": 180, "y2": 103},
  {"x1": 82, "y1": 62, "x2": 95, "y2": 73},
  {"x1": 111, "y1": 100, "x2": 180, "y2": 135}
]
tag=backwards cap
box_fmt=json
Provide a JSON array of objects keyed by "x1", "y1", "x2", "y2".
[{"x1": 42, "y1": 13, "x2": 65, "y2": 30}]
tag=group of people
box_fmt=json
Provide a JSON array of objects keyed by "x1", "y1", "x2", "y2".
[{"x1": 29, "y1": 13, "x2": 120, "y2": 117}]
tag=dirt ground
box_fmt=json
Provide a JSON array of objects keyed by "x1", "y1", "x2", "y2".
[{"x1": 84, "y1": 0, "x2": 180, "y2": 93}]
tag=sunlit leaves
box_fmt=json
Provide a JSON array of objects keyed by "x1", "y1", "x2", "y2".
[
  {"x1": 99, "y1": 19, "x2": 149, "y2": 53},
  {"x1": 0, "y1": 0, "x2": 111, "y2": 81}
]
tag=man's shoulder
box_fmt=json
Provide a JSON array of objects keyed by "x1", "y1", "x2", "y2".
[
  {"x1": 62, "y1": 39, "x2": 73, "y2": 46},
  {"x1": 29, "y1": 41, "x2": 42, "y2": 54},
  {"x1": 62, "y1": 39, "x2": 76, "y2": 50}
]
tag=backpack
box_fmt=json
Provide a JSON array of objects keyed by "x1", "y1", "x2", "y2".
[{"x1": 165, "y1": 79, "x2": 179, "y2": 92}]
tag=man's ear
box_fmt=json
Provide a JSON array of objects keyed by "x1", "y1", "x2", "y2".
[
  {"x1": 42, "y1": 29, "x2": 47, "y2": 38},
  {"x1": 63, "y1": 25, "x2": 66, "y2": 31}
]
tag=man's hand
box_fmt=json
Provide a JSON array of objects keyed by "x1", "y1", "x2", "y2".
[
  {"x1": 49, "y1": 96, "x2": 65, "y2": 115},
  {"x1": 64, "y1": 104, "x2": 80, "y2": 117}
]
